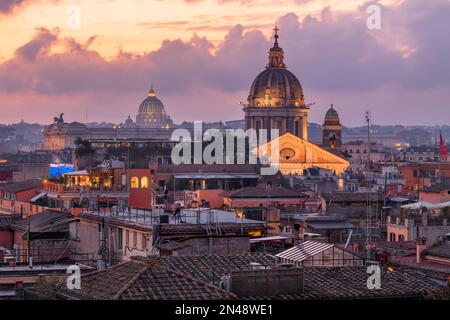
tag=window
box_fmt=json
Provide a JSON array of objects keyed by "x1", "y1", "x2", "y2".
[
  {"x1": 389, "y1": 233, "x2": 396, "y2": 242},
  {"x1": 117, "y1": 228, "x2": 123, "y2": 251},
  {"x1": 125, "y1": 229, "x2": 130, "y2": 245},
  {"x1": 398, "y1": 234, "x2": 405, "y2": 241},
  {"x1": 131, "y1": 177, "x2": 139, "y2": 188},
  {"x1": 133, "y1": 231, "x2": 137, "y2": 248},
  {"x1": 142, "y1": 234, "x2": 147, "y2": 250},
  {"x1": 274, "y1": 119, "x2": 282, "y2": 130},
  {"x1": 141, "y1": 176, "x2": 149, "y2": 188},
  {"x1": 256, "y1": 120, "x2": 262, "y2": 132},
  {"x1": 74, "y1": 221, "x2": 80, "y2": 240}
]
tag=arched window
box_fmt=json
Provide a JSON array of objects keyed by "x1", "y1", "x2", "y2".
[
  {"x1": 131, "y1": 177, "x2": 139, "y2": 188},
  {"x1": 141, "y1": 176, "x2": 149, "y2": 188}
]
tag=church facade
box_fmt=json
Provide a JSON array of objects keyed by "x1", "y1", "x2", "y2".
[{"x1": 246, "y1": 27, "x2": 349, "y2": 175}]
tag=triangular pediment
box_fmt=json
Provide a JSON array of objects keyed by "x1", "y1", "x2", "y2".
[{"x1": 257, "y1": 132, "x2": 349, "y2": 167}]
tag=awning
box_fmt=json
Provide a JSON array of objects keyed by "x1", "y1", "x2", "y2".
[
  {"x1": 389, "y1": 197, "x2": 410, "y2": 203},
  {"x1": 62, "y1": 170, "x2": 89, "y2": 177},
  {"x1": 276, "y1": 241, "x2": 334, "y2": 262},
  {"x1": 401, "y1": 201, "x2": 441, "y2": 210},
  {"x1": 30, "y1": 192, "x2": 46, "y2": 202},
  {"x1": 250, "y1": 236, "x2": 293, "y2": 243}
]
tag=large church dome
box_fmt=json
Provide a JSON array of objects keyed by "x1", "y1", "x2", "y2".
[
  {"x1": 247, "y1": 27, "x2": 304, "y2": 108},
  {"x1": 136, "y1": 85, "x2": 173, "y2": 128}
]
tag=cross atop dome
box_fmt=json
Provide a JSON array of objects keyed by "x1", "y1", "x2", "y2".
[
  {"x1": 267, "y1": 24, "x2": 285, "y2": 68},
  {"x1": 272, "y1": 25, "x2": 280, "y2": 49}
]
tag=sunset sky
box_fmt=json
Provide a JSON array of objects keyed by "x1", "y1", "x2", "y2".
[{"x1": 0, "y1": 0, "x2": 449, "y2": 126}]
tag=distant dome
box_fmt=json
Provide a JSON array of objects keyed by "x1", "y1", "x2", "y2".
[
  {"x1": 247, "y1": 27, "x2": 304, "y2": 108},
  {"x1": 124, "y1": 115, "x2": 134, "y2": 128},
  {"x1": 136, "y1": 85, "x2": 173, "y2": 128},
  {"x1": 324, "y1": 105, "x2": 341, "y2": 125}
]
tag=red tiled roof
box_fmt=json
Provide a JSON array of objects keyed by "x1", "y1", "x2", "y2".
[
  {"x1": 55, "y1": 257, "x2": 236, "y2": 300},
  {"x1": 0, "y1": 179, "x2": 41, "y2": 193}
]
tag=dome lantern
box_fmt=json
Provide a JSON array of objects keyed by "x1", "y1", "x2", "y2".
[
  {"x1": 148, "y1": 83, "x2": 156, "y2": 97},
  {"x1": 267, "y1": 25, "x2": 286, "y2": 69}
]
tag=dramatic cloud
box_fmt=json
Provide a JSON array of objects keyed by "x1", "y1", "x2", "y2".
[
  {"x1": 0, "y1": 0, "x2": 27, "y2": 14},
  {"x1": 0, "y1": 0, "x2": 450, "y2": 125},
  {"x1": 0, "y1": 0, "x2": 58, "y2": 15}
]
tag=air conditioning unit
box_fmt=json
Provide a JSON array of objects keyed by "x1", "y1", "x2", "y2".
[
  {"x1": 159, "y1": 215, "x2": 169, "y2": 224},
  {"x1": 276, "y1": 263, "x2": 295, "y2": 268},
  {"x1": 249, "y1": 262, "x2": 265, "y2": 270},
  {"x1": 5, "y1": 256, "x2": 16, "y2": 267},
  {"x1": 219, "y1": 275, "x2": 230, "y2": 291}
]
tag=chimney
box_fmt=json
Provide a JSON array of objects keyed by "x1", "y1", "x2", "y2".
[
  {"x1": 416, "y1": 237, "x2": 427, "y2": 263},
  {"x1": 293, "y1": 223, "x2": 300, "y2": 245},
  {"x1": 7, "y1": 257, "x2": 16, "y2": 268},
  {"x1": 15, "y1": 281, "x2": 24, "y2": 300},
  {"x1": 228, "y1": 267, "x2": 304, "y2": 297}
]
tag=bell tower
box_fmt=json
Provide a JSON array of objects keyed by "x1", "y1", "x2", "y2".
[{"x1": 322, "y1": 105, "x2": 342, "y2": 149}]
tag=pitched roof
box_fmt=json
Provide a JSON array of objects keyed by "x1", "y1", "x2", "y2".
[
  {"x1": 0, "y1": 179, "x2": 41, "y2": 193},
  {"x1": 423, "y1": 183, "x2": 450, "y2": 193},
  {"x1": 323, "y1": 192, "x2": 383, "y2": 203},
  {"x1": 222, "y1": 186, "x2": 307, "y2": 199},
  {"x1": 295, "y1": 266, "x2": 439, "y2": 300},
  {"x1": 425, "y1": 241, "x2": 450, "y2": 259},
  {"x1": 9, "y1": 211, "x2": 71, "y2": 234},
  {"x1": 0, "y1": 214, "x2": 20, "y2": 229},
  {"x1": 160, "y1": 254, "x2": 441, "y2": 300},
  {"x1": 55, "y1": 257, "x2": 237, "y2": 300}
]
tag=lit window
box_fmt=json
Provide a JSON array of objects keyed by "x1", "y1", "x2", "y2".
[
  {"x1": 131, "y1": 177, "x2": 139, "y2": 188},
  {"x1": 141, "y1": 176, "x2": 149, "y2": 188}
]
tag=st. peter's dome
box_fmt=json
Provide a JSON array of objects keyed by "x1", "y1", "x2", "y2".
[
  {"x1": 136, "y1": 85, "x2": 173, "y2": 128},
  {"x1": 247, "y1": 27, "x2": 304, "y2": 108}
]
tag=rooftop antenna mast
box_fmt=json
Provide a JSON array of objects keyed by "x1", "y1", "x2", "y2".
[{"x1": 365, "y1": 111, "x2": 373, "y2": 260}]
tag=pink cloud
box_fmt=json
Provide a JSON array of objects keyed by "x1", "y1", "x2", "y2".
[{"x1": 0, "y1": 0, "x2": 450, "y2": 126}]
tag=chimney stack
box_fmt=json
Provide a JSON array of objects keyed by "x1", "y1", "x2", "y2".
[
  {"x1": 15, "y1": 281, "x2": 24, "y2": 300},
  {"x1": 416, "y1": 237, "x2": 427, "y2": 263}
]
